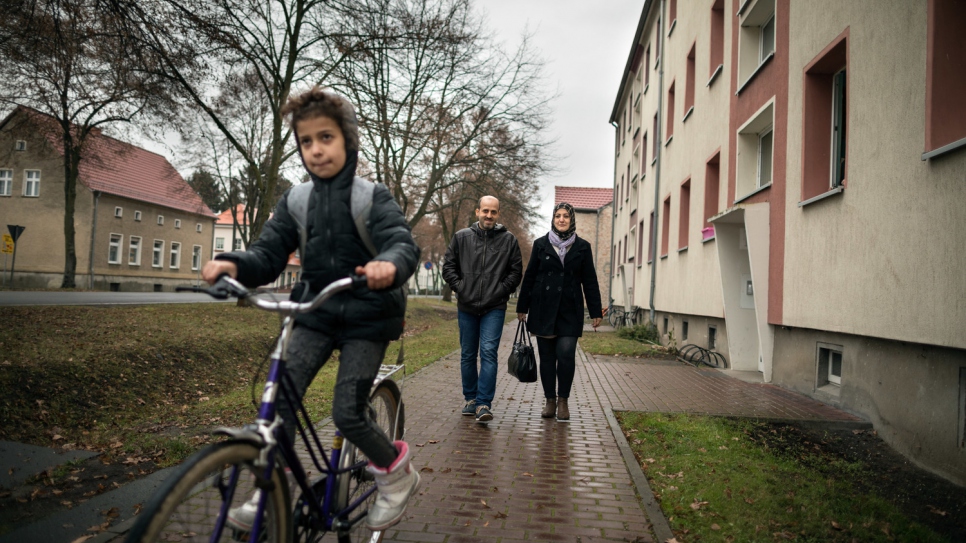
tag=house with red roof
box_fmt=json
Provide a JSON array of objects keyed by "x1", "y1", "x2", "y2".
[
  {"x1": 213, "y1": 204, "x2": 301, "y2": 290},
  {"x1": 554, "y1": 186, "x2": 613, "y2": 305},
  {"x1": 0, "y1": 105, "x2": 216, "y2": 290}
]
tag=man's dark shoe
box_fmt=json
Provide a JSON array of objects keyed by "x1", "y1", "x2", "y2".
[
  {"x1": 475, "y1": 405, "x2": 493, "y2": 422},
  {"x1": 461, "y1": 400, "x2": 476, "y2": 416}
]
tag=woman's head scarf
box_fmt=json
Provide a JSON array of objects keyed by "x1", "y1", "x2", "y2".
[{"x1": 551, "y1": 202, "x2": 577, "y2": 240}]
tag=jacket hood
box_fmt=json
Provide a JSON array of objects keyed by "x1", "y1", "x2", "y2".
[
  {"x1": 293, "y1": 90, "x2": 361, "y2": 175},
  {"x1": 471, "y1": 222, "x2": 508, "y2": 236}
]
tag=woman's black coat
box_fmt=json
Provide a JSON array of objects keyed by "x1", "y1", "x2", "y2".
[{"x1": 516, "y1": 234, "x2": 603, "y2": 338}]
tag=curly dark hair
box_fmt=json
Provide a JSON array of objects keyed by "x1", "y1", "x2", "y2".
[{"x1": 281, "y1": 87, "x2": 359, "y2": 151}]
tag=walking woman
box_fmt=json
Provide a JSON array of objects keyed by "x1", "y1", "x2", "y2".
[{"x1": 516, "y1": 202, "x2": 603, "y2": 421}]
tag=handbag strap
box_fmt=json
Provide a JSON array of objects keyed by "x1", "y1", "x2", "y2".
[
  {"x1": 514, "y1": 320, "x2": 526, "y2": 343},
  {"x1": 518, "y1": 320, "x2": 534, "y2": 348}
]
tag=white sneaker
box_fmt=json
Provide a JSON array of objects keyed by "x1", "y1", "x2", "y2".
[
  {"x1": 226, "y1": 490, "x2": 261, "y2": 532},
  {"x1": 365, "y1": 441, "x2": 421, "y2": 530}
]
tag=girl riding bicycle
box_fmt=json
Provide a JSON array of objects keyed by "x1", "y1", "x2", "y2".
[{"x1": 201, "y1": 87, "x2": 421, "y2": 532}]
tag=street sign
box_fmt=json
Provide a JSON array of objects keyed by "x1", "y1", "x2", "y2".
[
  {"x1": 1, "y1": 234, "x2": 12, "y2": 255},
  {"x1": 7, "y1": 225, "x2": 25, "y2": 242},
  {"x1": 424, "y1": 261, "x2": 433, "y2": 270}
]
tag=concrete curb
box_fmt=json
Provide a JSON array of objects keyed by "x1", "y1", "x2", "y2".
[{"x1": 578, "y1": 345, "x2": 675, "y2": 543}]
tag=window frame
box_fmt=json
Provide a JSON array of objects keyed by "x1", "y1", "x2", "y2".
[
  {"x1": 215, "y1": 237, "x2": 225, "y2": 251},
  {"x1": 108, "y1": 233, "x2": 122, "y2": 264},
  {"x1": 191, "y1": 245, "x2": 202, "y2": 271},
  {"x1": 757, "y1": 126, "x2": 774, "y2": 189},
  {"x1": 0, "y1": 169, "x2": 11, "y2": 196},
  {"x1": 175, "y1": 219, "x2": 182, "y2": 229},
  {"x1": 233, "y1": 238, "x2": 243, "y2": 251},
  {"x1": 735, "y1": 99, "x2": 776, "y2": 202},
  {"x1": 23, "y1": 170, "x2": 40, "y2": 197},
  {"x1": 157, "y1": 215, "x2": 165, "y2": 226},
  {"x1": 169, "y1": 242, "x2": 181, "y2": 269},
  {"x1": 134, "y1": 210, "x2": 142, "y2": 221},
  {"x1": 817, "y1": 343, "x2": 844, "y2": 388},
  {"x1": 114, "y1": 206, "x2": 123, "y2": 218},
  {"x1": 128, "y1": 236, "x2": 142, "y2": 266},
  {"x1": 152, "y1": 240, "x2": 164, "y2": 268},
  {"x1": 196, "y1": 223, "x2": 203, "y2": 233}
]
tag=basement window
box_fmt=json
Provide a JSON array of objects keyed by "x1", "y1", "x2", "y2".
[
  {"x1": 708, "y1": 326, "x2": 717, "y2": 350},
  {"x1": 817, "y1": 343, "x2": 843, "y2": 388}
]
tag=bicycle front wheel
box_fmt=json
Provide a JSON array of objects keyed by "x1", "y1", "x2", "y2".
[
  {"x1": 608, "y1": 308, "x2": 621, "y2": 328},
  {"x1": 334, "y1": 381, "x2": 403, "y2": 543},
  {"x1": 126, "y1": 441, "x2": 291, "y2": 543}
]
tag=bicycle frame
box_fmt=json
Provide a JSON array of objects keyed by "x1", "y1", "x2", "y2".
[{"x1": 197, "y1": 276, "x2": 404, "y2": 542}]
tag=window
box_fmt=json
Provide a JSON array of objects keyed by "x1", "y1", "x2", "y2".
[
  {"x1": 15, "y1": 140, "x2": 26, "y2": 151},
  {"x1": 925, "y1": 0, "x2": 966, "y2": 158},
  {"x1": 215, "y1": 237, "x2": 225, "y2": 250},
  {"x1": 0, "y1": 169, "x2": 11, "y2": 196},
  {"x1": 737, "y1": 0, "x2": 776, "y2": 89},
  {"x1": 108, "y1": 234, "x2": 122, "y2": 264},
  {"x1": 652, "y1": 113, "x2": 660, "y2": 159},
  {"x1": 23, "y1": 170, "x2": 40, "y2": 197},
  {"x1": 169, "y1": 242, "x2": 181, "y2": 269},
  {"x1": 709, "y1": 0, "x2": 725, "y2": 82},
  {"x1": 668, "y1": 0, "x2": 677, "y2": 34},
  {"x1": 666, "y1": 81, "x2": 676, "y2": 143},
  {"x1": 661, "y1": 196, "x2": 671, "y2": 257},
  {"x1": 623, "y1": 235, "x2": 628, "y2": 262},
  {"x1": 736, "y1": 101, "x2": 775, "y2": 200},
  {"x1": 153, "y1": 240, "x2": 164, "y2": 267},
  {"x1": 817, "y1": 343, "x2": 843, "y2": 387},
  {"x1": 641, "y1": 132, "x2": 648, "y2": 171},
  {"x1": 175, "y1": 219, "x2": 181, "y2": 229},
  {"x1": 191, "y1": 245, "x2": 202, "y2": 271},
  {"x1": 645, "y1": 45, "x2": 651, "y2": 87},
  {"x1": 684, "y1": 44, "x2": 696, "y2": 119},
  {"x1": 233, "y1": 238, "x2": 242, "y2": 250},
  {"x1": 196, "y1": 223, "x2": 202, "y2": 233},
  {"x1": 157, "y1": 215, "x2": 164, "y2": 225},
  {"x1": 128, "y1": 236, "x2": 142, "y2": 265},
  {"x1": 802, "y1": 30, "x2": 848, "y2": 204},
  {"x1": 704, "y1": 152, "x2": 721, "y2": 227},
  {"x1": 134, "y1": 210, "x2": 142, "y2": 221},
  {"x1": 663, "y1": 316, "x2": 669, "y2": 334},
  {"x1": 959, "y1": 367, "x2": 966, "y2": 449},
  {"x1": 679, "y1": 179, "x2": 691, "y2": 250},
  {"x1": 114, "y1": 207, "x2": 123, "y2": 218},
  {"x1": 708, "y1": 326, "x2": 717, "y2": 350},
  {"x1": 637, "y1": 219, "x2": 645, "y2": 267}
]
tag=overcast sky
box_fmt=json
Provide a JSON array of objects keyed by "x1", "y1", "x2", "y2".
[{"x1": 475, "y1": 0, "x2": 643, "y2": 225}]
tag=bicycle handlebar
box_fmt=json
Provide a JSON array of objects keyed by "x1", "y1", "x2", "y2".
[{"x1": 176, "y1": 274, "x2": 368, "y2": 315}]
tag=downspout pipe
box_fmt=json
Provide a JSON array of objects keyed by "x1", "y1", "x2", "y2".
[
  {"x1": 649, "y1": 0, "x2": 667, "y2": 325},
  {"x1": 88, "y1": 190, "x2": 99, "y2": 290},
  {"x1": 608, "y1": 121, "x2": 619, "y2": 310}
]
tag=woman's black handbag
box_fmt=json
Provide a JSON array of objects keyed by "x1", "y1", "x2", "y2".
[{"x1": 508, "y1": 321, "x2": 538, "y2": 383}]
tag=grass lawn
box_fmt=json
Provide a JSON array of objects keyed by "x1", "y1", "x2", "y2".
[
  {"x1": 578, "y1": 329, "x2": 668, "y2": 358},
  {"x1": 617, "y1": 412, "x2": 947, "y2": 542},
  {"x1": 0, "y1": 297, "x2": 460, "y2": 467}
]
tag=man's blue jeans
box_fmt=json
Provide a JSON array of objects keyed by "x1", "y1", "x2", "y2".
[{"x1": 457, "y1": 308, "x2": 505, "y2": 409}]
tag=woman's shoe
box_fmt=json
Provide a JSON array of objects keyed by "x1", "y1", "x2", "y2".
[
  {"x1": 556, "y1": 398, "x2": 570, "y2": 421},
  {"x1": 541, "y1": 397, "x2": 556, "y2": 418}
]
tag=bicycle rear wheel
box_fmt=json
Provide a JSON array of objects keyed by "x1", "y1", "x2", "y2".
[
  {"x1": 334, "y1": 381, "x2": 403, "y2": 543},
  {"x1": 607, "y1": 308, "x2": 621, "y2": 328},
  {"x1": 126, "y1": 441, "x2": 291, "y2": 543}
]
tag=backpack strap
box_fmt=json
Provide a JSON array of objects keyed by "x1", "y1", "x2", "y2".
[
  {"x1": 287, "y1": 178, "x2": 378, "y2": 260},
  {"x1": 351, "y1": 177, "x2": 377, "y2": 257}
]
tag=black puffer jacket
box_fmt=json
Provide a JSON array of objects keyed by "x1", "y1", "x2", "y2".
[
  {"x1": 442, "y1": 222, "x2": 523, "y2": 315},
  {"x1": 516, "y1": 234, "x2": 602, "y2": 338},
  {"x1": 215, "y1": 151, "x2": 420, "y2": 341}
]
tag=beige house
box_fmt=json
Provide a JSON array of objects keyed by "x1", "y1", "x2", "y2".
[
  {"x1": 0, "y1": 106, "x2": 215, "y2": 290},
  {"x1": 610, "y1": 0, "x2": 966, "y2": 485}
]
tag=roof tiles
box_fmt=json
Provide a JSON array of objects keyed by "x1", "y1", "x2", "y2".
[{"x1": 554, "y1": 186, "x2": 613, "y2": 211}]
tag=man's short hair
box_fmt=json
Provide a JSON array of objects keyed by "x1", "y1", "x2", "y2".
[{"x1": 477, "y1": 195, "x2": 500, "y2": 210}]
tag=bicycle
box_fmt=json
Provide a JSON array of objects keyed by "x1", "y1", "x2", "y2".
[{"x1": 126, "y1": 275, "x2": 404, "y2": 543}]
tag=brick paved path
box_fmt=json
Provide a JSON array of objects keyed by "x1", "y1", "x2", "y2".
[{"x1": 377, "y1": 324, "x2": 656, "y2": 543}]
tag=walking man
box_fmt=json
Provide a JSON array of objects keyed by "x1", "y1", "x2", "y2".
[{"x1": 442, "y1": 195, "x2": 523, "y2": 423}]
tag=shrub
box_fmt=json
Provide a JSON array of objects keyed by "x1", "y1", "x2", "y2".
[{"x1": 617, "y1": 322, "x2": 659, "y2": 343}]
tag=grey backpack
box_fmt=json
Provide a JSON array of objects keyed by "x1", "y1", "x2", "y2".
[{"x1": 286, "y1": 177, "x2": 378, "y2": 260}]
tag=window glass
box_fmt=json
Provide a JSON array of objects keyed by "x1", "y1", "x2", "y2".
[
  {"x1": 170, "y1": 242, "x2": 180, "y2": 268},
  {"x1": 24, "y1": 170, "x2": 40, "y2": 197},
  {"x1": 758, "y1": 129, "x2": 774, "y2": 187},
  {"x1": 0, "y1": 170, "x2": 11, "y2": 196},
  {"x1": 760, "y1": 15, "x2": 776, "y2": 61},
  {"x1": 109, "y1": 234, "x2": 122, "y2": 263},
  {"x1": 153, "y1": 240, "x2": 164, "y2": 267}
]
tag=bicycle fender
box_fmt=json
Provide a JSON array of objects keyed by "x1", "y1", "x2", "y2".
[{"x1": 213, "y1": 426, "x2": 264, "y2": 445}]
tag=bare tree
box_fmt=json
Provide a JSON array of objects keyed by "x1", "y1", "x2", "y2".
[
  {"x1": 327, "y1": 0, "x2": 554, "y2": 232},
  {"x1": 119, "y1": 0, "x2": 357, "y2": 242},
  {"x1": 0, "y1": 0, "x2": 172, "y2": 288}
]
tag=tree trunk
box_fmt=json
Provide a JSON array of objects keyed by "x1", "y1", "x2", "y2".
[
  {"x1": 442, "y1": 283, "x2": 452, "y2": 303},
  {"x1": 61, "y1": 143, "x2": 80, "y2": 289}
]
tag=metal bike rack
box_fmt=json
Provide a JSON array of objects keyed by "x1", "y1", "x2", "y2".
[{"x1": 678, "y1": 344, "x2": 728, "y2": 369}]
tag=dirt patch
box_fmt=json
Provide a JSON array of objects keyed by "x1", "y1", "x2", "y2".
[
  {"x1": 747, "y1": 421, "x2": 966, "y2": 541},
  {"x1": 0, "y1": 453, "x2": 159, "y2": 536}
]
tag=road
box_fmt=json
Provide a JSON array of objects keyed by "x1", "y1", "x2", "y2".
[{"x1": 0, "y1": 291, "x2": 235, "y2": 306}]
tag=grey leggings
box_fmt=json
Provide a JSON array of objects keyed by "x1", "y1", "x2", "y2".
[
  {"x1": 277, "y1": 325, "x2": 398, "y2": 468},
  {"x1": 535, "y1": 336, "x2": 578, "y2": 399}
]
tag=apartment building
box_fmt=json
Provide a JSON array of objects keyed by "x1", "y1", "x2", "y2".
[
  {"x1": 0, "y1": 106, "x2": 216, "y2": 290},
  {"x1": 610, "y1": 0, "x2": 966, "y2": 485}
]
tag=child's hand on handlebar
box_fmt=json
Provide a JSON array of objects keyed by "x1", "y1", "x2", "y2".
[
  {"x1": 355, "y1": 261, "x2": 397, "y2": 290},
  {"x1": 202, "y1": 260, "x2": 238, "y2": 285}
]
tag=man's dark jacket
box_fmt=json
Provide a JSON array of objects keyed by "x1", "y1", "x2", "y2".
[
  {"x1": 516, "y1": 234, "x2": 603, "y2": 338},
  {"x1": 442, "y1": 222, "x2": 523, "y2": 315},
  {"x1": 215, "y1": 151, "x2": 420, "y2": 341}
]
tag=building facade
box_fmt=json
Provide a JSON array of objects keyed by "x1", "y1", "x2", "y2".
[
  {"x1": 610, "y1": 0, "x2": 966, "y2": 485},
  {"x1": 0, "y1": 107, "x2": 215, "y2": 291},
  {"x1": 212, "y1": 204, "x2": 302, "y2": 291}
]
